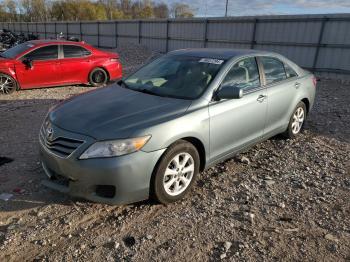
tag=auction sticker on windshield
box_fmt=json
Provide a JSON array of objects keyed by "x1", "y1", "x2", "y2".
[{"x1": 199, "y1": 58, "x2": 224, "y2": 65}]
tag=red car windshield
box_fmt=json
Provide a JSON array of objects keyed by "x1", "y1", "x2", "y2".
[{"x1": 1, "y1": 42, "x2": 35, "y2": 59}]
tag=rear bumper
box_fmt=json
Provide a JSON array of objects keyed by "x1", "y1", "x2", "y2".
[{"x1": 40, "y1": 132, "x2": 165, "y2": 205}]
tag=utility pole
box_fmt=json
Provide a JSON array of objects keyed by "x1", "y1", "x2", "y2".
[{"x1": 225, "y1": 0, "x2": 228, "y2": 17}]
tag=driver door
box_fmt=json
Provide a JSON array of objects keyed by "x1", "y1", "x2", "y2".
[
  {"x1": 15, "y1": 45, "x2": 61, "y2": 89},
  {"x1": 208, "y1": 56, "x2": 267, "y2": 161}
]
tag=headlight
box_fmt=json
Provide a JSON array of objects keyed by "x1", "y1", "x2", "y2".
[{"x1": 79, "y1": 135, "x2": 151, "y2": 159}]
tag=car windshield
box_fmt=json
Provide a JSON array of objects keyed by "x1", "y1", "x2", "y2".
[
  {"x1": 124, "y1": 55, "x2": 225, "y2": 99},
  {"x1": 0, "y1": 42, "x2": 34, "y2": 59}
]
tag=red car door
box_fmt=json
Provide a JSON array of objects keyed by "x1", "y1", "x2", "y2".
[
  {"x1": 15, "y1": 45, "x2": 61, "y2": 89},
  {"x1": 58, "y1": 44, "x2": 93, "y2": 84}
]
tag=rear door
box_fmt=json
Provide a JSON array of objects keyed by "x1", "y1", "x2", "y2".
[
  {"x1": 15, "y1": 45, "x2": 60, "y2": 89},
  {"x1": 258, "y1": 56, "x2": 300, "y2": 136},
  {"x1": 59, "y1": 44, "x2": 93, "y2": 84}
]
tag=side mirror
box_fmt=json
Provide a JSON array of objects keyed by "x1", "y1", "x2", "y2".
[
  {"x1": 216, "y1": 85, "x2": 243, "y2": 100},
  {"x1": 22, "y1": 57, "x2": 33, "y2": 68}
]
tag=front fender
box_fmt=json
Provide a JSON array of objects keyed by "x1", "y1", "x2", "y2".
[{"x1": 139, "y1": 104, "x2": 210, "y2": 161}]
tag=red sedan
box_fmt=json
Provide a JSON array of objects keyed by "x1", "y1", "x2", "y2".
[{"x1": 0, "y1": 40, "x2": 122, "y2": 94}]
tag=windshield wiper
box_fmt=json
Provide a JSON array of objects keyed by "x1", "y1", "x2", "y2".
[{"x1": 118, "y1": 79, "x2": 129, "y2": 89}]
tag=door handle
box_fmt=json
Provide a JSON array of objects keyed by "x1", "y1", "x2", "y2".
[
  {"x1": 257, "y1": 95, "x2": 267, "y2": 103},
  {"x1": 294, "y1": 82, "x2": 301, "y2": 89}
]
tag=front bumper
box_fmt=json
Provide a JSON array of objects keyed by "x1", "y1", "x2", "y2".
[{"x1": 39, "y1": 124, "x2": 165, "y2": 205}]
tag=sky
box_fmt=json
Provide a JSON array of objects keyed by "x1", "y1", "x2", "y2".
[{"x1": 161, "y1": 0, "x2": 350, "y2": 17}]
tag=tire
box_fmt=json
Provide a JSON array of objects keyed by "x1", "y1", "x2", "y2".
[
  {"x1": 283, "y1": 101, "x2": 307, "y2": 139},
  {"x1": 89, "y1": 68, "x2": 108, "y2": 87},
  {"x1": 0, "y1": 73, "x2": 17, "y2": 95},
  {"x1": 151, "y1": 140, "x2": 200, "y2": 204}
]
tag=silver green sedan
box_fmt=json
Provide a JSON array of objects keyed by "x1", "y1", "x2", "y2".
[{"x1": 40, "y1": 48, "x2": 316, "y2": 205}]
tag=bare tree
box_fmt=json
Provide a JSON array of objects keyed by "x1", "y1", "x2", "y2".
[{"x1": 170, "y1": 2, "x2": 194, "y2": 18}]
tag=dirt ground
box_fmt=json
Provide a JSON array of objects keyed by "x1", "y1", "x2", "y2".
[{"x1": 0, "y1": 74, "x2": 349, "y2": 261}]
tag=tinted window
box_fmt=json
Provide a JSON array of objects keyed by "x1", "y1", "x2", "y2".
[
  {"x1": 222, "y1": 57, "x2": 260, "y2": 92},
  {"x1": 284, "y1": 63, "x2": 298, "y2": 78},
  {"x1": 260, "y1": 57, "x2": 287, "y2": 85},
  {"x1": 63, "y1": 45, "x2": 91, "y2": 58},
  {"x1": 24, "y1": 45, "x2": 58, "y2": 61}
]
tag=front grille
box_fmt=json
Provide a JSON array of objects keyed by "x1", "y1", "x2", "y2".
[{"x1": 40, "y1": 126, "x2": 84, "y2": 158}]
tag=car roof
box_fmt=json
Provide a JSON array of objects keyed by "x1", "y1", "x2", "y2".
[
  {"x1": 168, "y1": 48, "x2": 272, "y2": 60},
  {"x1": 28, "y1": 40, "x2": 85, "y2": 46}
]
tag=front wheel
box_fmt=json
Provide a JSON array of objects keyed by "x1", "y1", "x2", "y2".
[
  {"x1": 283, "y1": 101, "x2": 306, "y2": 138},
  {"x1": 89, "y1": 68, "x2": 108, "y2": 87},
  {"x1": 151, "y1": 140, "x2": 200, "y2": 204},
  {"x1": 0, "y1": 73, "x2": 17, "y2": 95}
]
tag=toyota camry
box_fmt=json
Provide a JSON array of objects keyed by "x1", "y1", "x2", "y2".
[
  {"x1": 0, "y1": 40, "x2": 122, "y2": 94},
  {"x1": 39, "y1": 48, "x2": 316, "y2": 205}
]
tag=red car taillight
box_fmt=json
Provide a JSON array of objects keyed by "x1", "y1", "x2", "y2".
[{"x1": 110, "y1": 58, "x2": 119, "y2": 62}]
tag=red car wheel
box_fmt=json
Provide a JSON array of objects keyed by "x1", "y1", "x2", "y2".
[
  {"x1": 0, "y1": 73, "x2": 17, "y2": 95},
  {"x1": 89, "y1": 68, "x2": 108, "y2": 87}
]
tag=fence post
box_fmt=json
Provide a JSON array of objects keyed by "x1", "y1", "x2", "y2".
[
  {"x1": 66, "y1": 22, "x2": 69, "y2": 38},
  {"x1": 115, "y1": 21, "x2": 118, "y2": 48},
  {"x1": 251, "y1": 18, "x2": 258, "y2": 49},
  {"x1": 312, "y1": 16, "x2": 328, "y2": 72},
  {"x1": 36, "y1": 22, "x2": 38, "y2": 35},
  {"x1": 54, "y1": 22, "x2": 57, "y2": 38},
  {"x1": 165, "y1": 19, "x2": 169, "y2": 52},
  {"x1": 203, "y1": 19, "x2": 208, "y2": 48},
  {"x1": 80, "y1": 22, "x2": 82, "y2": 42},
  {"x1": 97, "y1": 21, "x2": 100, "y2": 47},
  {"x1": 44, "y1": 22, "x2": 47, "y2": 39},
  {"x1": 138, "y1": 20, "x2": 142, "y2": 44}
]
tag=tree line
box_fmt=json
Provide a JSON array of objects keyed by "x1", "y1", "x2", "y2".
[{"x1": 0, "y1": 0, "x2": 195, "y2": 22}]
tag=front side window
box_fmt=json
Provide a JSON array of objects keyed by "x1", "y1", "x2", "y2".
[
  {"x1": 23, "y1": 45, "x2": 58, "y2": 61},
  {"x1": 63, "y1": 45, "x2": 91, "y2": 58},
  {"x1": 260, "y1": 57, "x2": 287, "y2": 85},
  {"x1": 124, "y1": 55, "x2": 225, "y2": 99},
  {"x1": 221, "y1": 57, "x2": 260, "y2": 92}
]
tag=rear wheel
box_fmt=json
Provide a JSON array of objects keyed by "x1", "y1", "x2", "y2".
[
  {"x1": 283, "y1": 101, "x2": 306, "y2": 139},
  {"x1": 89, "y1": 68, "x2": 108, "y2": 87},
  {"x1": 151, "y1": 140, "x2": 200, "y2": 204},
  {"x1": 0, "y1": 73, "x2": 17, "y2": 95}
]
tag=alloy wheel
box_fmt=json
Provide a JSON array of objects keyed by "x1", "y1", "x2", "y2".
[
  {"x1": 163, "y1": 152, "x2": 194, "y2": 196},
  {"x1": 291, "y1": 107, "x2": 305, "y2": 134},
  {"x1": 0, "y1": 75, "x2": 15, "y2": 94},
  {"x1": 92, "y1": 70, "x2": 106, "y2": 84}
]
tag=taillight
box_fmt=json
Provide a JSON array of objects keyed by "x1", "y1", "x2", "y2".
[
  {"x1": 312, "y1": 76, "x2": 317, "y2": 88},
  {"x1": 110, "y1": 58, "x2": 118, "y2": 62}
]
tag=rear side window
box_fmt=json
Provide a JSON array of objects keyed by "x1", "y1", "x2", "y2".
[
  {"x1": 222, "y1": 57, "x2": 260, "y2": 92},
  {"x1": 260, "y1": 57, "x2": 287, "y2": 85},
  {"x1": 63, "y1": 45, "x2": 91, "y2": 58},
  {"x1": 284, "y1": 63, "x2": 298, "y2": 78},
  {"x1": 24, "y1": 45, "x2": 58, "y2": 61}
]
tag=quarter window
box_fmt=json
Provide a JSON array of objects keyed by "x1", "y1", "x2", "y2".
[
  {"x1": 221, "y1": 57, "x2": 260, "y2": 92},
  {"x1": 23, "y1": 45, "x2": 58, "y2": 61},
  {"x1": 260, "y1": 57, "x2": 287, "y2": 85},
  {"x1": 284, "y1": 63, "x2": 298, "y2": 78},
  {"x1": 63, "y1": 45, "x2": 91, "y2": 58}
]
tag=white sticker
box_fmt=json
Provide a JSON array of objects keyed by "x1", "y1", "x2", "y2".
[{"x1": 199, "y1": 58, "x2": 224, "y2": 65}]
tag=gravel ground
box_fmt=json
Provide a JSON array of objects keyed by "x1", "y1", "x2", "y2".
[{"x1": 0, "y1": 45, "x2": 349, "y2": 261}]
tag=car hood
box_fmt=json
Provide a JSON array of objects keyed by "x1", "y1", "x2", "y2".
[{"x1": 50, "y1": 84, "x2": 192, "y2": 140}]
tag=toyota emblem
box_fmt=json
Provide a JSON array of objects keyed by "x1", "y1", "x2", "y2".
[{"x1": 46, "y1": 127, "x2": 54, "y2": 141}]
